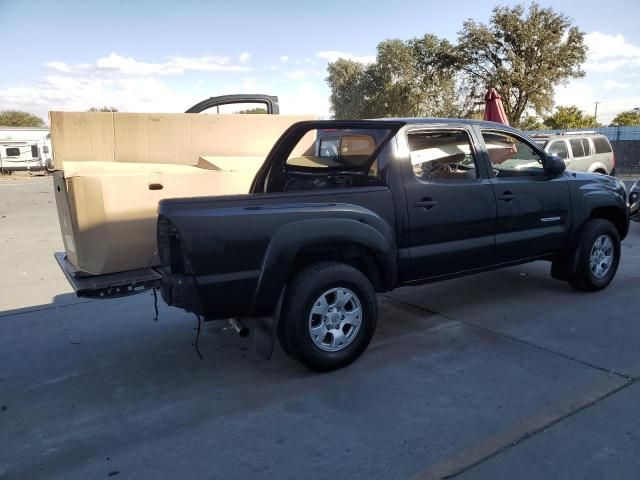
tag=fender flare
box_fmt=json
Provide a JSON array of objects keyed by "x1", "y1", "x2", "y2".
[
  {"x1": 571, "y1": 188, "x2": 629, "y2": 245},
  {"x1": 250, "y1": 217, "x2": 396, "y2": 315}
]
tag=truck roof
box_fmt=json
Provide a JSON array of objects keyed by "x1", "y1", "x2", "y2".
[{"x1": 307, "y1": 117, "x2": 523, "y2": 134}]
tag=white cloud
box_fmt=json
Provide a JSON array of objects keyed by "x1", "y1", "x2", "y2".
[
  {"x1": 586, "y1": 32, "x2": 640, "y2": 61},
  {"x1": 241, "y1": 78, "x2": 258, "y2": 92},
  {"x1": 554, "y1": 80, "x2": 640, "y2": 124},
  {"x1": 279, "y1": 82, "x2": 330, "y2": 117},
  {"x1": 45, "y1": 61, "x2": 71, "y2": 73},
  {"x1": 603, "y1": 80, "x2": 631, "y2": 91},
  {"x1": 593, "y1": 96, "x2": 640, "y2": 123},
  {"x1": 315, "y1": 50, "x2": 375, "y2": 64},
  {"x1": 0, "y1": 74, "x2": 196, "y2": 119},
  {"x1": 239, "y1": 52, "x2": 251, "y2": 64},
  {"x1": 9, "y1": 52, "x2": 333, "y2": 121},
  {"x1": 552, "y1": 32, "x2": 640, "y2": 124},
  {"x1": 286, "y1": 69, "x2": 308, "y2": 81},
  {"x1": 584, "y1": 32, "x2": 640, "y2": 72},
  {"x1": 586, "y1": 59, "x2": 633, "y2": 73},
  {"x1": 555, "y1": 81, "x2": 595, "y2": 108},
  {"x1": 45, "y1": 52, "x2": 251, "y2": 76}
]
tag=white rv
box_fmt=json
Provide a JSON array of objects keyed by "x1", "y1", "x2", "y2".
[{"x1": 0, "y1": 127, "x2": 52, "y2": 172}]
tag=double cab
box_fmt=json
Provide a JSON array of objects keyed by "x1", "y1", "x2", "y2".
[{"x1": 153, "y1": 119, "x2": 629, "y2": 370}]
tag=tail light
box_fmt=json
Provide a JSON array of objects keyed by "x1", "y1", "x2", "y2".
[{"x1": 157, "y1": 216, "x2": 187, "y2": 274}]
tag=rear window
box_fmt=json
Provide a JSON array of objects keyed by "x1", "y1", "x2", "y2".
[
  {"x1": 569, "y1": 139, "x2": 585, "y2": 158},
  {"x1": 593, "y1": 137, "x2": 612, "y2": 154},
  {"x1": 581, "y1": 138, "x2": 591, "y2": 155},
  {"x1": 5, "y1": 147, "x2": 20, "y2": 157},
  {"x1": 286, "y1": 128, "x2": 391, "y2": 175}
]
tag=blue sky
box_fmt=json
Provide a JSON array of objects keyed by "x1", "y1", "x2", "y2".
[{"x1": 2, "y1": 0, "x2": 640, "y2": 123}]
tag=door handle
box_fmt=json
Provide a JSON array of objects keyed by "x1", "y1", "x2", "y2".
[
  {"x1": 497, "y1": 191, "x2": 515, "y2": 202},
  {"x1": 415, "y1": 199, "x2": 438, "y2": 210}
]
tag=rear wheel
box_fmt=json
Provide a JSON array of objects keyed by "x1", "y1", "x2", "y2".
[
  {"x1": 568, "y1": 219, "x2": 620, "y2": 291},
  {"x1": 278, "y1": 261, "x2": 377, "y2": 371}
]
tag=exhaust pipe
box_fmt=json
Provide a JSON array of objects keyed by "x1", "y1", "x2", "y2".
[{"x1": 228, "y1": 317, "x2": 250, "y2": 338}]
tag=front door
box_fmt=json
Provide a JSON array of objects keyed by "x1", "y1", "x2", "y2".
[
  {"x1": 477, "y1": 128, "x2": 571, "y2": 262},
  {"x1": 402, "y1": 127, "x2": 497, "y2": 280}
]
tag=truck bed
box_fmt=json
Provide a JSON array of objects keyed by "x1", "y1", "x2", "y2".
[{"x1": 54, "y1": 252, "x2": 162, "y2": 298}]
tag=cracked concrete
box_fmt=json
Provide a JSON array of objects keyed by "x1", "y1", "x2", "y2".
[{"x1": 1, "y1": 177, "x2": 639, "y2": 479}]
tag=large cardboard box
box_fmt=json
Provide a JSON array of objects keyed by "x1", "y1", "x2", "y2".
[{"x1": 52, "y1": 112, "x2": 311, "y2": 275}]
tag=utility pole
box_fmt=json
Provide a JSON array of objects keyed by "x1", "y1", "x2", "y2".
[{"x1": 594, "y1": 101, "x2": 600, "y2": 122}]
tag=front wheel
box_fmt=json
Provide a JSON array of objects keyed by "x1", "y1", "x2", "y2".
[
  {"x1": 278, "y1": 261, "x2": 377, "y2": 372},
  {"x1": 569, "y1": 219, "x2": 621, "y2": 291}
]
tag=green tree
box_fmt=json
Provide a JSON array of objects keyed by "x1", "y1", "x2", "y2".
[
  {"x1": 0, "y1": 110, "x2": 46, "y2": 127},
  {"x1": 235, "y1": 107, "x2": 268, "y2": 114},
  {"x1": 519, "y1": 115, "x2": 544, "y2": 131},
  {"x1": 543, "y1": 105, "x2": 599, "y2": 129},
  {"x1": 326, "y1": 58, "x2": 368, "y2": 119},
  {"x1": 326, "y1": 36, "x2": 472, "y2": 119},
  {"x1": 87, "y1": 106, "x2": 119, "y2": 112},
  {"x1": 610, "y1": 109, "x2": 640, "y2": 126},
  {"x1": 451, "y1": 2, "x2": 587, "y2": 126}
]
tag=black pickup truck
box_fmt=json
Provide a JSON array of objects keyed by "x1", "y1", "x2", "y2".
[{"x1": 149, "y1": 118, "x2": 629, "y2": 371}]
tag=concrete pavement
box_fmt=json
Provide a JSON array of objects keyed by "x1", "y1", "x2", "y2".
[{"x1": 0, "y1": 176, "x2": 638, "y2": 479}]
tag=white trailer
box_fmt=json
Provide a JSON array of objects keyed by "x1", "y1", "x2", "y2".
[{"x1": 0, "y1": 127, "x2": 52, "y2": 172}]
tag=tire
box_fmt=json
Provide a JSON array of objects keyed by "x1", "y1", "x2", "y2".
[
  {"x1": 278, "y1": 261, "x2": 377, "y2": 372},
  {"x1": 568, "y1": 219, "x2": 621, "y2": 291}
]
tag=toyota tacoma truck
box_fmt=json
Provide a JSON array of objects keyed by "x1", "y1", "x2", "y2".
[{"x1": 58, "y1": 118, "x2": 630, "y2": 371}]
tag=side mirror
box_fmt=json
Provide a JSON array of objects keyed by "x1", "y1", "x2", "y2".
[{"x1": 544, "y1": 154, "x2": 566, "y2": 176}]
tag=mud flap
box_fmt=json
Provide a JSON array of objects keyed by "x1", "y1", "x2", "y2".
[{"x1": 252, "y1": 290, "x2": 284, "y2": 359}]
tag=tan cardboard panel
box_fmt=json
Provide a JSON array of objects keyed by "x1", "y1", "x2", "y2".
[
  {"x1": 50, "y1": 111, "x2": 314, "y2": 275},
  {"x1": 113, "y1": 113, "x2": 192, "y2": 165},
  {"x1": 50, "y1": 112, "x2": 115, "y2": 168},
  {"x1": 198, "y1": 156, "x2": 265, "y2": 171},
  {"x1": 55, "y1": 162, "x2": 256, "y2": 275},
  {"x1": 50, "y1": 112, "x2": 313, "y2": 170}
]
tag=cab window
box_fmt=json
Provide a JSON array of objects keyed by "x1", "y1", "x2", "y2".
[
  {"x1": 408, "y1": 130, "x2": 478, "y2": 181},
  {"x1": 481, "y1": 131, "x2": 545, "y2": 176}
]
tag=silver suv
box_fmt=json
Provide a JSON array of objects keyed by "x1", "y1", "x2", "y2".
[{"x1": 531, "y1": 132, "x2": 615, "y2": 176}]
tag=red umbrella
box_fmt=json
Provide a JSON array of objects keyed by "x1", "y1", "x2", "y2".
[{"x1": 483, "y1": 88, "x2": 509, "y2": 125}]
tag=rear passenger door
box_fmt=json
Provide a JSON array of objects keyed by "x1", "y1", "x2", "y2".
[
  {"x1": 401, "y1": 126, "x2": 497, "y2": 279},
  {"x1": 478, "y1": 128, "x2": 571, "y2": 263}
]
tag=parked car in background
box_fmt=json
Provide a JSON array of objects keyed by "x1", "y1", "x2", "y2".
[
  {"x1": 630, "y1": 180, "x2": 640, "y2": 222},
  {"x1": 532, "y1": 132, "x2": 615, "y2": 176}
]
